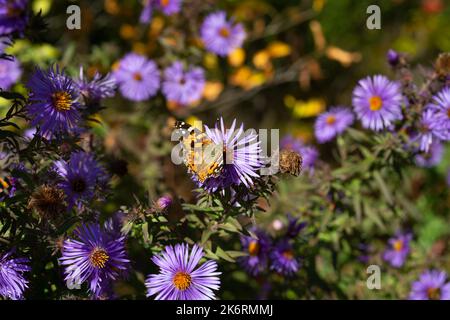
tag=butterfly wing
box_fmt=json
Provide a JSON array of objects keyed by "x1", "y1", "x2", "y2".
[{"x1": 176, "y1": 122, "x2": 223, "y2": 182}]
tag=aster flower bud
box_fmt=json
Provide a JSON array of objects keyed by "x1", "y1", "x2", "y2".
[
  {"x1": 154, "y1": 195, "x2": 173, "y2": 212},
  {"x1": 279, "y1": 149, "x2": 302, "y2": 176},
  {"x1": 386, "y1": 49, "x2": 400, "y2": 67}
]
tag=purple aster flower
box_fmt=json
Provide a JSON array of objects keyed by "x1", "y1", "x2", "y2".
[
  {"x1": 270, "y1": 240, "x2": 300, "y2": 276},
  {"x1": 76, "y1": 66, "x2": 116, "y2": 105},
  {"x1": 299, "y1": 145, "x2": 318, "y2": 175},
  {"x1": 53, "y1": 151, "x2": 107, "y2": 209},
  {"x1": 382, "y1": 232, "x2": 412, "y2": 268},
  {"x1": 280, "y1": 134, "x2": 303, "y2": 153},
  {"x1": 314, "y1": 106, "x2": 354, "y2": 143},
  {"x1": 428, "y1": 87, "x2": 450, "y2": 140},
  {"x1": 112, "y1": 53, "x2": 160, "y2": 102},
  {"x1": 286, "y1": 214, "x2": 307, "y2": 238},
  {"x1": 59, "y1": 223, "x2": 129, "y2": 298},
  {"x1": 447, "y1": 169, "x2": 450, "y2": 187},
  {"x1": 238, "y1": 229, "x2": 271, "y2": 276},
  {"x1": 26, "y1": 65, "x2": 81, "y2": 137},
  {"x1": 162, "y1": 61, "x2": 205, "y2": 106},
  {"x1": 145, "y1": 243, "x2": 221, "y2": 300},
  {"x1": 200, "y1": 11, "x2": 246, "y2": 57},
  {"x1": 352, "y1": 75, "x2": 404, "y2": 131},
  {"x1": 412, "y1": 109, "x2": 444, "y2": 152},
  {"x1": 409, "y1": 270, "x2": 450, "y2": 300},
  {"x1": 156, "y1": 0, "x2": 182, "y2": 15},
  {"x1": 103, "y1": 211, "x2": 127, "y2": 235},
  {"x1": 199, "y1": 118, "x2": 262, "y2": 192},
  {"x1": 415, "y1": 141, "x2": 443, "y2": 167},
  {"x1": 0, "y1": 0, "x2": 28, "y2": 36},
  {"x1": 0, "y1": 250, "x2": 30, "y2": 300},
  {"x1": 139, "y1": 0, "x2": 154, "y2": 23},
  {"x1": 0, "y1": 56, "x2": 21, "y2": 90},
  {"x1": 139, "y1": 0, "x2": 182, "y2": 23}
]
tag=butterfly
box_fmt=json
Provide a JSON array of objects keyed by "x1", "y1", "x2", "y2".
[{"x1": 175, "y1": 121, "x2": 224, "y2": 183}]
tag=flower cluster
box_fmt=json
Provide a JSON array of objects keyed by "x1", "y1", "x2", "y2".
[
  {"x1": 238, "y1": 216, "x2": 306, "y2": 277},
  {"x1": 26, "y1": 64, "x2": 115, "y2": 138},
  {"x1": 140, "y1": 0, "x2": 183, "y2": 24}
]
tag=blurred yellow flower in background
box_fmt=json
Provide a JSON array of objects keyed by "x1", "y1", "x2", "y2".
[
  {"x1": 120, "y1": 24, "x2": 137, "y2": 41},
  {"x1": 253, "y1": 50, "x2": 271, "y2": 70},
  {"x1": 149, "y1": 16, "x2": 165, "y2": 37},
  {"x1": 267, "y1": 41, "x2": 291, "y2": 58},
  {"x1": 33, "y1": 0, "x2": 52, "y2": 15},
  {"x1": 203, "y1": 82, "x2": 224, "y2": 101},
  {"x1": 230, "y1": 66, "x2": 252, "y2": 87},
  {"x1": 284, "y1": 95, "x2": 325, "y2": 118},
  {"x1": 104, "y1": 0, "x2": 120, "y2": 15},
  {"x1": 228, "y1": 48, "x2": 246, "y2": 67}
]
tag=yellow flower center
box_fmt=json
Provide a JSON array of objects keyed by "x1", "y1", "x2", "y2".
[
  {"x1": 219, "y1": 27, "x2": 230, "y2": 38},
  {"x1": 133, "y1": 72, "x2": 143, "y2": 81},
  {"x1": 248, "y1": 241, "x2": 260, "y2": 256},
  {"x1": 160, "y1": 0, "x2": 170, "y2": 7},
  {"x1": 427, "y1": 287, "x2": 440, "y2": 300},
  {"x1": 90, "y1": 248, "x2": 109, "y2": 269},
  {"x1": 282, "y1": 250, "x2": 294, "y2": 260},
  {"x1": 393, "y1": 240, "x2": 403, "y2": 252},
  {"x1": 51, "y1": 91, "x2": 72, "y2": 111},
  {"x1": 369, "y1": 96, "x2": 383, "y2": 111},
  {"x1": 172, "y1": 272, "x2": 192, "y2": 291},
  {"x1": 326, "y1": 115, "x2": 336, "y2": 125}
]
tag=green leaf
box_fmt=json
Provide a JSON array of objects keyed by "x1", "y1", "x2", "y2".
[
  {"x1": 215, "y1": 247, "x2": 235, "y2": 262},
  {"x1": 373, "y1": 171, "x2": 393, "y2": 205}
]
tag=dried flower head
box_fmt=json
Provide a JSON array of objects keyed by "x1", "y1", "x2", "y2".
[
  {"x1": 28, "y1": 184, "x2": 66, "y2": 219},
  {"x1": 279, "y1": 149, "x2": 302, "y2": 176},
  {"x1": 435, "y1": 53, "x2": 450, "y2": 78}
]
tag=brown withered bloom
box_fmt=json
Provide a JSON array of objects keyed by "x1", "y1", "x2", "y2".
[
  {"x1": 28, "y1": 185, "x2": 66, "y2": 219},
  {"x1": 435, "y1": 52, "x2": 450, "y2": 78},
  {"x1": 279, "y1": 149, "x2": 303, "y2": 176}
]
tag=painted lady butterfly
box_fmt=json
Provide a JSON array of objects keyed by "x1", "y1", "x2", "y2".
[{"x1": 175, "y1": 121, "x2": 224, "y2": 183}]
